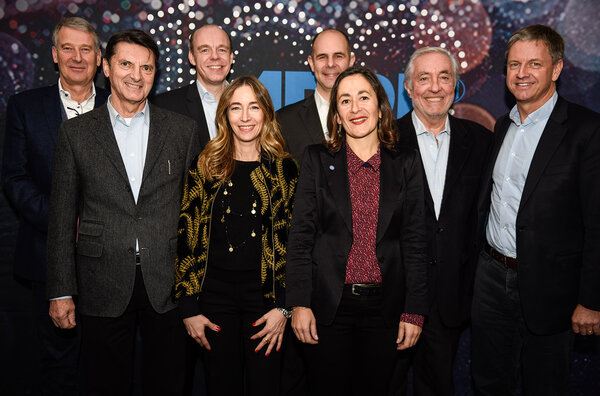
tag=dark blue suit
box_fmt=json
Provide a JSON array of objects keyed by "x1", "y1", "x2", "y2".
[{"x1": 1, "y1": 83, "x2": 109, "y2": 394}]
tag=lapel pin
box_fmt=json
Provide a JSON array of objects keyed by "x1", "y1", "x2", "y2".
[{"x1": 329, "y1": 165, "x2": 335, "y2": 171}]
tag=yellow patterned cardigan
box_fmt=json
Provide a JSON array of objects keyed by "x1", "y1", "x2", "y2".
[{"x1": 173, "y1": 155, "x2": 298, "y2": 306}]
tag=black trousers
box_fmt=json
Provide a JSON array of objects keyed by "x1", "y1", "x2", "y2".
[
  {"x1": 32, "y1": 281, "x2": 81, "y2": 396},
  {"x1": 391, "y1": 301, "x2": 463, "y2": 396},
  {"x1": 304, "y1": 286, "x2": 398, "y2": 396},
  {"x1": 198, "y1": 268, "x2": 282, "y2": 396},
  {"x1": 80, "y1": 267, "x2": 187, "y2": 396},
  {"x1": 471, "y1": 249, "x2": 573, "y2": 396}
]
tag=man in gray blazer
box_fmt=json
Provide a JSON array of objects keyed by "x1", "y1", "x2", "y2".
[
  {"x1": 46, "y1": 29, "x2": 201, "y2": 395},
  {"x1": 277, "y1": 29, "x2": 355, "y2": 163}
]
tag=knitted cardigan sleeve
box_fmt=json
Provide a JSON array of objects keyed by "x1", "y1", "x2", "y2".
[{"x1": 173, "y1": 157, "x2": 208, "y2": 301}]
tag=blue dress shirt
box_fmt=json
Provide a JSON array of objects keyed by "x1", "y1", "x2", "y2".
[
  {"x1": 486, "y1": 92, "x2": 558, "y2": 258},
  {"x1": 412, "y1": 111, "x2": 451, "y2": 219}
]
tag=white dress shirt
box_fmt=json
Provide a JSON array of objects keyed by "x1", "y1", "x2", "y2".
[{"x1": 314, "y1": 90, "x2": 330, "y2": 139}]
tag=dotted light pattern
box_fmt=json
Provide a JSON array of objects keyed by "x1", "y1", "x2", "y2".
[{"x1": 0, "y1": 0, "x2": 600, "y2": 116}]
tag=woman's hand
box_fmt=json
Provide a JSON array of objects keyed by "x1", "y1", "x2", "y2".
[
  {"x1": 291, "y1": 306, "x2": 319, "y2": 344},
  {"x1": 183, "y1": 314, "x2": 221, "y2": 350},
  {"x1": 250, "y1": 308, "x2": 287, "y2": 356}
]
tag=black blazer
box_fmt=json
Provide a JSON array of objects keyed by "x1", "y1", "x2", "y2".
[
  {"x1": 477, "y1": 96, "x2": 600, "y2": 335},
  {"x1": 276, "y1": 95, "x2": 325, "y2": 164},
  {"x1": 286, "y1": 143, "x2": 428, "y2": 326},
  {"x1": 397, "y1": 113, "x2": 491, "y2": 327},
  {"x1": 152, "y1": 83, "x2": 212, "y2": 148},
  {"x1": 1, "y1": 84, "x2": 109, "y2": 281}
]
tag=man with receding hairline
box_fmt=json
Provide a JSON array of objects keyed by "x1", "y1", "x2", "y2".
[
  {"x1": 2, "y1": 17, "x2": 109, "y2": 395},
  {"x1": 153, "y1": 24, "x2": 234, "y2": 148},
  {"x1": 277, "y1": 28, "x2": 355, "y2": 163}
]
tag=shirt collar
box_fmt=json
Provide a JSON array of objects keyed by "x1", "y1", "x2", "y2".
[
  {"x1": 346, "y1": 143, "x2": 381, "y2": 174},
  {"x1": 106, "y1": 95, "x2": 150, "y2": 128},
  {"x1": 411, "y1": 110, "x2": 451, "y2": 137},
  {"x1": 314, "y1": 90, "x2": 329, "y2": 110},
  {"x1": 58, "y1": 78, "x2": 96, "y2": 103},
  {"x1": 510, "y1": 91, "x2": 558, "y2": 127},
  {"x1": 196, "y1": 79, "x2": 228, "y2": 102}
]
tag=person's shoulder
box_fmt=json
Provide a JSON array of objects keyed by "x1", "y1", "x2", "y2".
[
  {"x1": 9, "y1": 84, "x2": 57, "y2": 106},
  {"x1": 563, "y1": 98, "x2": 600, "y2": 123},
  {"x1": 450, "y1": 114, "x2": 492, "y2": 145},
  {"x1": 279, "y1": 156, "x2": 299, "y2": 175},
  {"x1": 152, "y1": 84, "x2": 191, "y2": 104},
  {"x1": 151, "y1": 103, "x2": 195, "y2": 125},
  {"x1": 277, "y1": 97, "x2": 311, "y2": 117}
]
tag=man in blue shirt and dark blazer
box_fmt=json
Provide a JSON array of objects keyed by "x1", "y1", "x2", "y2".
[
  {"x1": 472, "y1": 24, "x2": 600, "y2": 395},
  {"x1": 1, "y1": 17, "x2": 108, "y2": 395}
]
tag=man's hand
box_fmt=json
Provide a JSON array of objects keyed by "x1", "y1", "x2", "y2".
[
  {"x1": 572, "y1": 304, "x2": 600, "y2": 336},
  {"x1": 396, "y1": 321, "x2": 422, "y2": 350},
  {"x1": 49, "y1": 298, "x2": 77, "y2": 329},
  {"x1": 291, "y1": 306, "x2": 318, "y2": 344}
]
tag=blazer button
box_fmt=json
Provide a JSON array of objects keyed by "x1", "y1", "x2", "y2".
[
  {"x1": 127, "y1": 248, "x2": 134, "y2": 254},
  {"x1": 437, "y1": 227, "x2": 445, "y2": 233}
]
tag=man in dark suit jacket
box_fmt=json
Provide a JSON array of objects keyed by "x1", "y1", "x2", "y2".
[
  {"x1": 392, "y1": 47, "x2": 491, "y2": 396},
  {"x1": 1, "y1": 17, "x2": 108, "y2": 395},
  {"x1": 152, "y1": 24, "x2": 233, "y2": 149},
  {"x1": 46, "y1": 29, "x2": 200, "y2": 395},
  {"x1": 276, "y1": 29, "x2": 355, "y2": 163},
  {"x1": 472, "y1": 25, "x2": 600, "y2": 395}
]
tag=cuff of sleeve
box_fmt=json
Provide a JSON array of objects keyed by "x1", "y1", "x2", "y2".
[
  {"x1": 400, "y1": 313, "x2": 424, "y2": 328},
  {"x1": 178, "y1": 295, "x2": 200, "y2": 319}
]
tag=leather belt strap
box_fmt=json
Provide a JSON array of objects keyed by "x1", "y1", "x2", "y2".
[{"x1": 485, "y1": 242, "x2": 517, "y2": 270}]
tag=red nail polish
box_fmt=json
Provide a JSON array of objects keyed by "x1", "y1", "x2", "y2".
[
  {"x1": 266, "y1": 352, "x2": 270, "y2": 357},
  {"x1": 215, "y1": 326, "x2": 221, "y2": 332},
  {"x1": 252, "y1": 321, "x2": 256, "y2": 326},
  {"x1": 254, "y1": 349, "x2": 258, "y2": 353}
]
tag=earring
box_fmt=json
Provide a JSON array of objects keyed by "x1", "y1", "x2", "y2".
[
  {"x1": 378, "y1": 117, "x2": 382, "y2": 135},
  {"x1": 337, "y1": 123, "x2": 342, "y2": 137}
]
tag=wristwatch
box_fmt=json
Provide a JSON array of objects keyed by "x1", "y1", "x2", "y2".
[{"x1": 277, "y1": 307, "x2": 292, "y2": 319}]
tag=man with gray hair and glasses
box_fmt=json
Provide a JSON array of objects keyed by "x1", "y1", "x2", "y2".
[{"x1": 2, "y1": 17, "x2": 109, "y2": 394}]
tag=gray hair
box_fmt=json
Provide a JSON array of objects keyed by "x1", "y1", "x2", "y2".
[
  {"x1": 404, "y1": 47, "x2": 460, "y2": 91},
  {"x1": 52, "y1": 17, "x2": 100, "y2": 51}
]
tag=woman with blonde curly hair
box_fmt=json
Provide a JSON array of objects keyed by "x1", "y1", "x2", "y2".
[{"x1": 173, "y1": 75, "x2": 298, "y2": 396}]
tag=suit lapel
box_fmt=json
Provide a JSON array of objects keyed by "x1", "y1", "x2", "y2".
[
  {"x1": 442, "y1": 117, "x2": 472, "y2": 210},
  {"x1": 91, "y1": 106, "x2": 130, "y2": 184},
  {"x1": 322, "y1": 147, "x2": 353, "y2": 234},
  {"x1": 43, "y1": 85, "x2": 64, "y2": 147},
  {"x1": 397, "y1": 114, "x2": 435, "y2": 218},
  {"x1": 142, "y1": 105, "x2": 170, "y2": 181},
  {"x1": 186, "y1": 84, "x2": 211, "y2": 146},
  {"x1": 302, "y1": 95, "x2": 327, "y2": 143},
  {"x1": 519, "y1": 98, "x2": 568, "y2": 211},
  {"x1": 377, "y1": 148, "x2": 400, "y2": 243}
]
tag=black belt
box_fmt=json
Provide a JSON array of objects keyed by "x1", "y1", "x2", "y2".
[
  {"x1": 345, "y1": 283, "x2": 382, "y2": 296},
  {"x1": 135, "y1": 252, "x2": 141, "y2": 264},
  {"x1": 485, "y1": 242, "x2": 517, "y2": 270}
]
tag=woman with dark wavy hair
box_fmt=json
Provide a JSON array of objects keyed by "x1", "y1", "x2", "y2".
[
  {"x1": 173, "y1": 75, "x2": 298, "y2": 396},
  {"x1": 286, "y1": 66, "x2": 428, "y2": 395}
]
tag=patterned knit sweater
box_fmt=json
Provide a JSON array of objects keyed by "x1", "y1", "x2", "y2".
[{"x1": 173, "y1": 155, "x2": 298, "y2": 307}]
